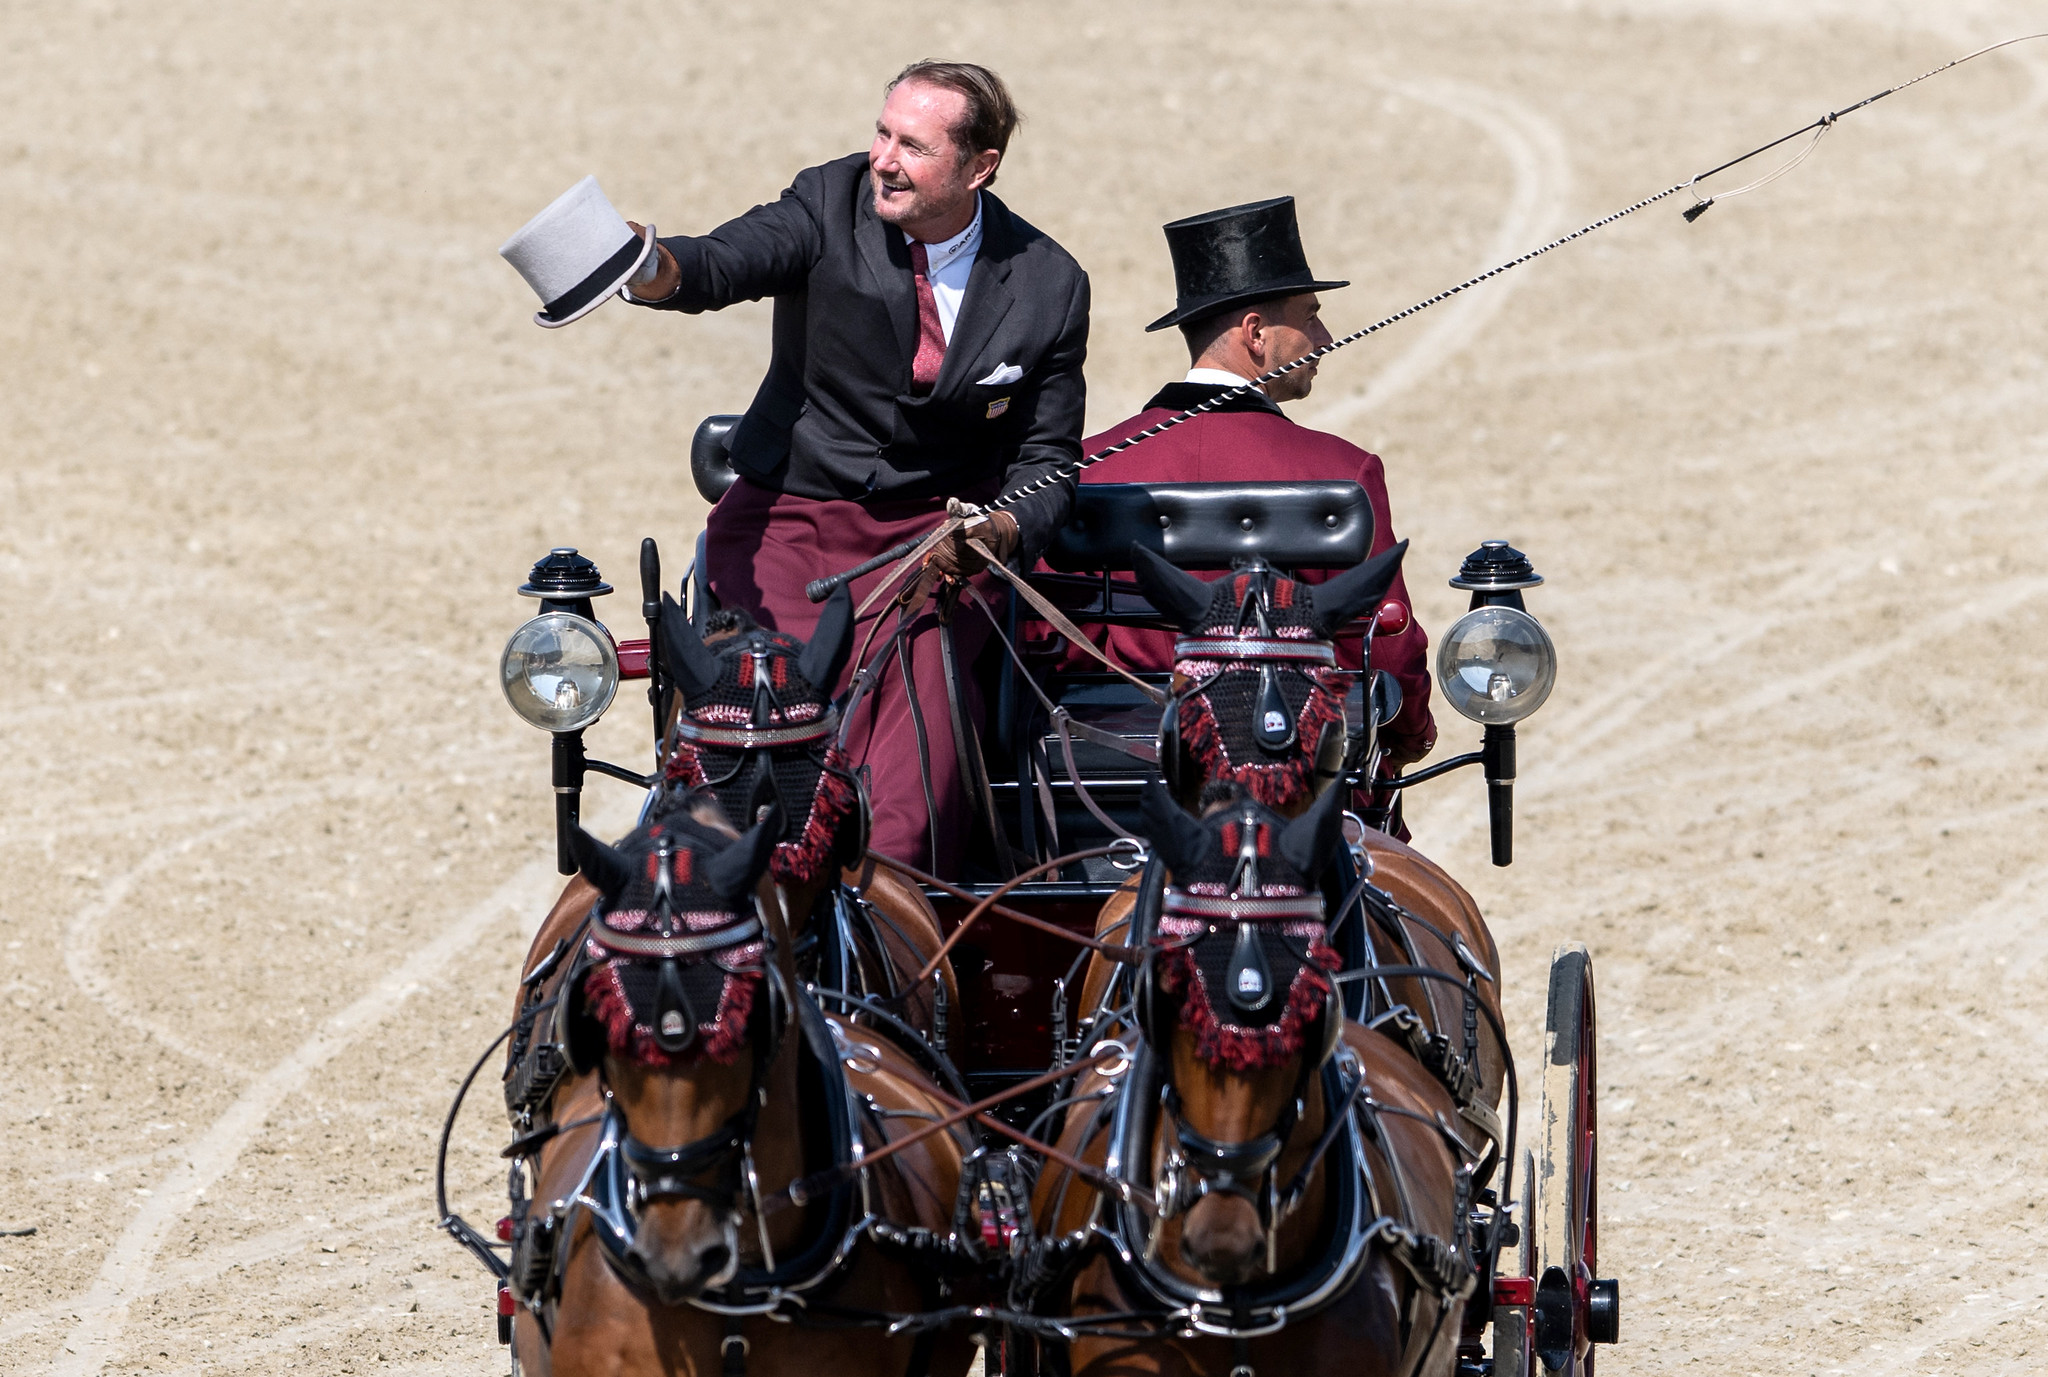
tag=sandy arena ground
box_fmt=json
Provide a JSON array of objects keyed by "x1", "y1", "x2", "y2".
[{"x1": 5, "y1": 0, "x2": 2048, "y2": 1372}]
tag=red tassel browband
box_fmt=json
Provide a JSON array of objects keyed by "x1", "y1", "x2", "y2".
[
  {"x1": 662, "y1": 739, "x2": 862, "y2": 888},
  {"x1": 1158, "y1": 938, "x2": 1339, "y2": 1071},
  {"x1": 1174, "y1": 677, "x2": 1348, "y2": 809},
  {"x1": 581, "y1": 958, "x2": 761, "y2": 1068}
]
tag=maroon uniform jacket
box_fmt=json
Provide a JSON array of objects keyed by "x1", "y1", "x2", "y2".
[{"x1": 1063, "y1": 382, "x2": 1437, "y2": 765}]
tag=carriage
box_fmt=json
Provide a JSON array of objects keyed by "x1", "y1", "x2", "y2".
[{"x1": 441, "y1": 418, "x2": 1621, "y2": 1377}]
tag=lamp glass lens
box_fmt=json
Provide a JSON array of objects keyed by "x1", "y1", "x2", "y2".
[
  {"x1": 1435, "y1": 605, "x2": 1556, "y2": 725},
  {"x1": 500, "y1": 613, "x2": 619, "y2": 732}
]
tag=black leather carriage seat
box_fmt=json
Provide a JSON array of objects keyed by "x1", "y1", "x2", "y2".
[
  {"x1": 692, "y1": 414, "x2": 743, "y2": 504},
  {"x1": 1003, "y1": 482, "x2": 1377, "y2": 868},
  {"x1": 1046, "y1": 480, "x2": 1374, "y2": 573},
  {"x1": 682, "y1": 416, "x2": 744, "y2": 628}
]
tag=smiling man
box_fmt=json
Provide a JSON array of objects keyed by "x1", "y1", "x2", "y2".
[{"x1": 624, "y1": 61, "x2": 1089, "y2": 873}]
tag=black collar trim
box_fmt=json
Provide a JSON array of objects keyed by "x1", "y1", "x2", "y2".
[{"x1": 1141, "y1": 381, "x2": 1286, "y2": 418}]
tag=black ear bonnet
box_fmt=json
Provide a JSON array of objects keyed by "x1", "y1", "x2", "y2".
[
  {"x1": 1142, "y1": 544, "x2": 1407, "y2": 811},
  {"x1": 1135, "y1": 783, "x2": 1345, "y2": 1070},
  {"x1": 564, "y1": 801, "x2": 786, "y2": 1071},
  {"x1": 657, "y1": 592, "x2": 863, "y2": 885}
]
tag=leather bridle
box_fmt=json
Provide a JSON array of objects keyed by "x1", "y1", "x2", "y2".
[
  {"x1": 588, "y1": 831, "x2": 795, "y2": 1221},
  {"x1": 1153, "y1": 1080, "x2": 1304, "y2": 1231}
]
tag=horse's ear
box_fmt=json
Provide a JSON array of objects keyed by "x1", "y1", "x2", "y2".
[
  {"x1": 1307, "y1": 540, "x2": 1407, "y2": 638},
  {"x1": 657, "y1": 592, "x2": 724, "y2": 702},
  {"x1": 703, "y1": 809, "x2": 781, "y2": 906},
  {"x1": 1278, "y1": 782, "x2": 1347, "y2": 881},
  {"x1": 1140, "y1": 779, "x2": 1212, "y2": 872},
  {"x1": 1130, "y1": 544, "x2": 1214, "y2": 632},
  {"x1": 569, "y1": 827, "x2": 637, "y2": 900},
  {"x1": 797, "y1": 582, "x2": 854, "y2": 693}
]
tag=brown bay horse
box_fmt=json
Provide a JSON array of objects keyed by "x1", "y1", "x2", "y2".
[
  {"x1": 512, "y1": 584, "x2": 958, "y2": 1139},
  {"x1": 1071, "y1": 545, "x2": 1508, "y2": 1173},
  {"x1": 1022, "y1": 784, "x2": 1480, "y2": 1377},
  {"x1": 503, "y1": 799, "x2": 979, "y2": 1377}
]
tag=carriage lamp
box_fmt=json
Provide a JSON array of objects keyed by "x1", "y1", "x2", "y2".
[
  {"x1": 504, "y1": 548, "x2": 648, "y2": 874},
  {"x1": 500, "y1": 612, "x2": 621, "y2": 733},
  {"x1": 1444, "y1": 542, "x2": 1552, "y2": 867},
  {"x1": 1435, "y1": 604, "x2": 1556, "y2": 726},
  {"x1": 1375, "y1": 543, "x2": 1554, "y2": 866}
]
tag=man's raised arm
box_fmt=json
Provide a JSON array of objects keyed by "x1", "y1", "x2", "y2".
[{"x1": 626, "y1": 168, "x2": 827, "y2": 312}]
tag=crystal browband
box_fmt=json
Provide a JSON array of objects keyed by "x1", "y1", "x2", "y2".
[
  {"x1": 676, "y1": 710, "x2": 840, "y2": 749},
  {"x1": 589, "y1": 913, "x2": 764, "y2": 959},
  {"x1": 1162, "y1": 891, "x2": 1328, "y2": 922},
  {"x1": 1171, "y1": 636, "x2": 1338, "y2": 665}
]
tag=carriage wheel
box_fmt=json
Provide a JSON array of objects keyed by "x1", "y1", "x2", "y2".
[
  {"x1": 1488, "y1": 1148, "x2": 1539, "y2": 1377},
  {"x1": 1532, "y1": 944, "x2": 1619, "y2": 1375}
]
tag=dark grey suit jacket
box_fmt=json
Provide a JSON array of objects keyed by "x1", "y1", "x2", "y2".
[{"x1": 639, "y1": 152, "x2": 1087, "y2": 553}]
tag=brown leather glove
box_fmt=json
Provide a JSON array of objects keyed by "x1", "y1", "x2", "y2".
[{"x1": 927, "y1": 511, "x2": 1020, "y2": 580}]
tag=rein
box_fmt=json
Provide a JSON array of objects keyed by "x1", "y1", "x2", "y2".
[
  {"x1": 864, "y1": 848, "x2": 1142, "y2": 963},
  {"x1": 767, "y1": 1046, "x2": 1132, "y2": 1214},
  {"x1": 907, "y1": 840, "x2": 1145, "y2": 986}
]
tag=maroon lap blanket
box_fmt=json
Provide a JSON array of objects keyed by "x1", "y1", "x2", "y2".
[{"x1": 703, "y1": 477, "x2": 1000, "y2": 876}]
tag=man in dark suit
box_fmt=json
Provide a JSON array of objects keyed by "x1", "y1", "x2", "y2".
[
  {"x1": 1067, "y1": 198, "x2": 1438, "y2": 777},
  {"x1": 625, "y1": 61, "x2": 1088, "y2": 873}
]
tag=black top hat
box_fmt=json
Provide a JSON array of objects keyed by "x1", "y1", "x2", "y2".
[{"x1": 1146, "y1": 196, "x2": 1349, "y2": 333}]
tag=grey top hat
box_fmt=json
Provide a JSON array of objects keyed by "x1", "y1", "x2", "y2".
[
  {"x1": 1146, "y1": 196, "x2": 1349, "y2": 333},
  {"x1": 499, "y1": 176, "x2": 656, "y2": 329}
]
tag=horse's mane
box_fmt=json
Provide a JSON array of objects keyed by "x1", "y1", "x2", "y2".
[{"x1": 701, "y1": 606, "x2": 757, "y2": 638}]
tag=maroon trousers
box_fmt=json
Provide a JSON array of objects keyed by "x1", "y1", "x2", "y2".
[{"x1": 703, "y1": 478, "x2": 997, "y2": 876}]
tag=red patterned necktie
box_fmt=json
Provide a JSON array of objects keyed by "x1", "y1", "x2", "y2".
[{"x1": 908, "y1": 239, "x2": 945, "y2": 395}]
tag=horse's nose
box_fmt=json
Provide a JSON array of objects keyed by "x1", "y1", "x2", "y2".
[
  {"x1": 698, "y1": 1241, "x2": 734, "y2": 1285},
  {"x1": 624, "y1": 1228, "x2": 735, "y2": 1304},
  {"x1": 1180, "y1": 1193, "x2": 1265, "y2": 1286}
]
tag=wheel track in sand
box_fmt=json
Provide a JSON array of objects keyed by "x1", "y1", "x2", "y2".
[
  {"x1": 1308, "y1": 75, "x2": 1574, "y2": 432},
  {"x1": 48, "y1": 858, "x2": 558, "y2": 1375}
]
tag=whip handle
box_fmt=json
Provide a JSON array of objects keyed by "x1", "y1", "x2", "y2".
[{"x1": 806, "y1": 536, "x2": 923, "y2": 603}]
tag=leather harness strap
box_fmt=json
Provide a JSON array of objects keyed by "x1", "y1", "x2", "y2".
[{"x1": 967, "y1": 537, "x2": 1169, "y2": 705}]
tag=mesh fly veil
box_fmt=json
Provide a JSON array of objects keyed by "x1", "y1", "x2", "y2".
[
  {"x1": 1141, "y1": 782, "x2": 1346, "y2": 1070},
  {"x1": 1134, "y1": 543, "x2": 1407, "y2": 810},
  {"x1": 568, "y1": 801, "x2": 781, "y2": 1068},
  {"x1": 656, "y1": 591, "x2": 861, "y2": 886}
]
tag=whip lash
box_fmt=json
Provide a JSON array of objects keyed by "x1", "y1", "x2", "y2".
[{"x1": 806, "y1": 32, "x2": 2048, "y2": 605}]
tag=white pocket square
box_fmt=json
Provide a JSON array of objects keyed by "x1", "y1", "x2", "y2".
[{"x1": 975, "y1": 362, "x2": 1025, "y2": 386}]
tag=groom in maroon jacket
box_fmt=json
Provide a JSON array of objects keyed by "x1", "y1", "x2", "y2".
[
  {"x1": 1071, "y1": 197, "x2": 1437, "y2": 771},
  {"x1": 624, "y1": 62, "x2": 1088, "y2": 874}
]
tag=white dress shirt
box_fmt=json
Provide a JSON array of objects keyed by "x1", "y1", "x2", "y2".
[
  {"x1": 1184, "y1": 366, "x2": 1258, "y2": 386},
  {"x1": 907, "y1": 194, "x2": 983, "y2": 343}
]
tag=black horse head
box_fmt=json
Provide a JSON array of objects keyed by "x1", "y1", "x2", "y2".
[
  {"x1": 655, "y1": 588, "x2": 862, "y2": 886},
  {"x1": 1133, "y1": 542, "x2": 1406, "y2": 810}
]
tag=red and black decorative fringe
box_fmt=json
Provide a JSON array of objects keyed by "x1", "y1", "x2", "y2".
[
  {"x1": 580, "y1": 960, "x2": 759, "y2": 1068},
  {"x1": 661, "y1": 739, "x2": 860, "y2": 888},
  {"x1": 664, "y1": 737, "x2": 709, "y2": 788},
  {"x1": 1176, "y1": 676, "x2": 1348, "y2": 810},
  {"x1": 1158, "y1": 939, "x2": 1340, "y2": 1070},
  {"x1": 770, "y1": 747, "x2": 859, "y2": 887}
]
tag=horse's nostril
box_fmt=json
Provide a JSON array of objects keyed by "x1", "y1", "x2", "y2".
[{"x1": 699, "y1": 1244, "x2": 731, "y2": 1277}]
